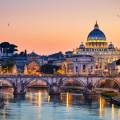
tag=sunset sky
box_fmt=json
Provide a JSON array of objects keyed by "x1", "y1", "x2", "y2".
[{"x1": 0, "y1": 0, "x2": 120, "y2": 55}]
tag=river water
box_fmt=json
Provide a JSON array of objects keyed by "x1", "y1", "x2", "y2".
[{"x1": 0, "y1": 88, "x2": 120, "y2": 120}]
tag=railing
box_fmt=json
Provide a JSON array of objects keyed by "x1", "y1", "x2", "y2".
[{"x1": 0, "y1": 74, "x2": 120, "y2": 78}]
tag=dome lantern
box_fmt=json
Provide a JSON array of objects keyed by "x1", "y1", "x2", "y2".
[{"x1": 94, "y1": 21, "x2": 99, "y2": 29}]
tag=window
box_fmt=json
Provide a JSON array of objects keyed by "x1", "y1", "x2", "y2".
[
  {"x1": 76, "y1": 66, "x2": 78, "y2": 72},
  {"x1": 83, "y1": 65, "x2": 86, "y2": 72}
]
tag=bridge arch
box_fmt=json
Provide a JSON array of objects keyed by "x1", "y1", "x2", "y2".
[
  {"x1": 61, "y1": 78, "x2": 86, "y2": 88},
  {"x1": 26, "y1": 78, "x2": 49, "y2": 88},
  {"x1": 0, "y1": 79, "x2": 14, "y2": 87},
  {"x1": 94, "y1": 78, "x2": 120, "y2": 91}
]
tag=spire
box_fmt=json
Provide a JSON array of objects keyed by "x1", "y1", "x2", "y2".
[{"x1": 94, "y1": 21, "x2": 99, "y2": 29}]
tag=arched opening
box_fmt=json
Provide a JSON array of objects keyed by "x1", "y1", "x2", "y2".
[
  {"x1": 86, "y1": 82, "x2": 94, "y2": 90},
  {"x1": 0, "y1": 80, "x2": 14, "y2": 95},
  {"x1": 76, "y1": 66, "x2": 78, "y2": 73},
  {"x1": 61, "y1": 79, "x2": 85, "y2": 92},
  {"x1": 0, "y1": 80, "x2": 13, "y2": 88},
  {"x1": 94, "y1": 79, "x2": 120, "y2": 92},
  {"x1": 83, "y1": 65, "x2": 86, "y2": 72},
  {"x1": 27, "y1": 79, "x2": 49, "y2": 89},
  {"x1": 26, "y1": 79, "x2": 49, "y2": 98}
]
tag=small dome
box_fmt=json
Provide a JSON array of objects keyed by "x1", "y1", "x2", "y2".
[
  {"x1": 87, "y1": 22, "x2": 106, "y2": 42},
  {"x1": 108, "y1": 42, "x2": 114, "y2": 49},
  {"x1": 79, "y1": 42, "x2": 85, "y2": 49}
]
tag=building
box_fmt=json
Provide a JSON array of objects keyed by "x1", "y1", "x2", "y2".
[
  {"x1": 47, "y1": 52, "x2": 65, "y2": 66},
  {"x1": 27, "y1": 52, "x2": 40, "y2": 63},
  {"x1": 61, "y1": 55, "x2": 95, "y2": 75},
  {"x1": 108, "y1": 59, "x2": 120, "y2": 75},
  {"x1": 48, "y1": 52, "x2": 65, "y2": 61},
  {"x1": 27, "y1": 52, "x2": 48, "y2": 66},
  {"x1": 39, "y1": 56, "x2": 48, "y2": 65},
  {"x1": 13, "y1": 51, "x2": 27, "y2": 73},
  {"x1": 59, "y1": 22, "x2": 120, "y2": 75},
  {"x1": 73, "y1": 22, "x2": 120, "y2": 75},
  {"x1": 27, "y1": 61, "x2": 40, "y2": 75}
]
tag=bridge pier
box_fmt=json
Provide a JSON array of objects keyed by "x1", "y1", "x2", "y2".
[
  {"x1": 13, "y1": 79, "x2": 26, "y2": 97},
  {"x1": 13, "y1": 87, "x2": 26, "y2": 96},
  {"x1": 48, "y1": 84, "x2": 61, "y2": 96}
]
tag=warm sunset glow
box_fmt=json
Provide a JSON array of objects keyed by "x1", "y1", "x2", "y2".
[{"x1": 0, "y1": 0, "x2": 120, "y2": 54}]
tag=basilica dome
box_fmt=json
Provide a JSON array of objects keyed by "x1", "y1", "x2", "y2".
[
  {"x1": 86, "y1": 22, "x2": 107, "y2": 48},
  {"x1": 87, "y1": 22, "x2": 106, "y2": 42}
]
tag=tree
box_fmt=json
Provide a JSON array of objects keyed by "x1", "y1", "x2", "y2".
[
  {"x1": 8, "y1": 44, "x2": 18, "y2": 53},
  {"x1": 1, "y1": 58, "x2": 14, "y2": 73},
  {"x1": 40, "y1": 64, "x2": 60, "y2": 74},
  {"x1": 0, "y1": 42, "x2": 10, "y2": 53},
  {"x1": 0, "y1": 42, "x2": 18, "y2": 54}
]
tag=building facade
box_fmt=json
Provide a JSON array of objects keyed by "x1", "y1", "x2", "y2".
[
  {"x1": 73, "y1": 22, "x2": 120, "y2": 75},
  {"x1": 62, "y1": 55, "x2": 95, "y2": 75},
  {"x1": 60, "y1": 22, "x2": 120, "y2": 75}
]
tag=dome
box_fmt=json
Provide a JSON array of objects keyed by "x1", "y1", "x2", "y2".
[
  {"x1": 79, "y1": 42, "x2": 85, "y2": 49},
  {"x1": 108, "y1": 42, "x2": 114, "y2": 49},
  {"x1": 87, "y1": 22, "x2": 106, "y2": 42}
]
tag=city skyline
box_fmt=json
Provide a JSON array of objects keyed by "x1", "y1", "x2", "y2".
[{"x1": 0, "y1": 0, "x2": 120, "y2": 55}]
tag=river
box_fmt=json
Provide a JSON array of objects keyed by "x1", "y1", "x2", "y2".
[{"x1": 0, "y1": 88, "x2": 120, "y2": 120}]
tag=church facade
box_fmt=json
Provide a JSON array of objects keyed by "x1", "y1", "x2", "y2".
[{"x1": 62, "y1": 22, "x2": 120, "y2": 75}]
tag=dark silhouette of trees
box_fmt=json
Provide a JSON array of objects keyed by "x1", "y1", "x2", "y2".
[
  {"x1": 40, "y1": 64, "x2": 60, "y2": 74},
  {"x1": 116, "y1": 59, "x2": 120, "y2": 65},
  {"x1": 0, "y1": 42, "x2": 18, "y2": 54},
  {"x1": 1, "y1": 58, "x2": 14, "y2": 73}
]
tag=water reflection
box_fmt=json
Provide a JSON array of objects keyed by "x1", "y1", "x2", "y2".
[
  {"x1": 66, "y1": 92, "x2": 69, "y2": 109},
  {"x1": 118, "y1": 109, "x2": 120, "y2": 120},
  {"x1": 26, "y1": 89, "x2": 48, "y2": 106},
  {"x1": 0, "y1": 88, "x2": 120, "y2": 120},
  {"x1": 99, "y1": 96, "x2": 106, "y2": 118},
  {"x1": 112, "y1": 104, "x2": 115, "y2": 120},
  {"x1": 48, "y1": 95, "x2": 50, "y2": 103}
]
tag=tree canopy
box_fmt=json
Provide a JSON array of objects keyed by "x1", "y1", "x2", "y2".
[
  {"x1": 0, "y1": 42, "x2": 18, "y2": 54},
  {"x1": 40, "y1": 64, "x2": 60, "y2": 74}
]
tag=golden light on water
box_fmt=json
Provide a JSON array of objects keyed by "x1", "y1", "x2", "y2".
[
  {"x1": 66, "y1": 92, "x2": 73, "y2": 111},
  {"x1": 27, "y1": 92, "x2": 33, "y2": 101},
  {"x1": 111, "y1": 104, "x2": 115, "y2": 120},
  {"x1": 36, "y1": 92, "x2": 42, "y2": 106},
  {"x1": 118, "y1": 109, "x2": 120, "y2": 120},
  {"x1": 99, "y1": 97, "x2": 102, "y2": 118},
  {"x1": 99, "y1": 97, "x2": 106, "y2": 118},
  {"x1": 66, "y1": 92, "x2": 69, "y2": 108},
  {"x1": 48, "y1": 95, "x2": 50, "y2": 103}
]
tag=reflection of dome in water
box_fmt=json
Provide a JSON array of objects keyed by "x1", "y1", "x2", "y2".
[{"x1": 87, "y1": 22, "x2": 106, "y2": 42}]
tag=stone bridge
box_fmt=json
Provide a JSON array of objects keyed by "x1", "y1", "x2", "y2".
[{"x1": 0, "y1": 75, "x2": 120, "y2": 96}]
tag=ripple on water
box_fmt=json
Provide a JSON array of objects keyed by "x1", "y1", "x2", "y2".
[{"x1": 0, "y1": 89, "x2": 120, "y2": 120}]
